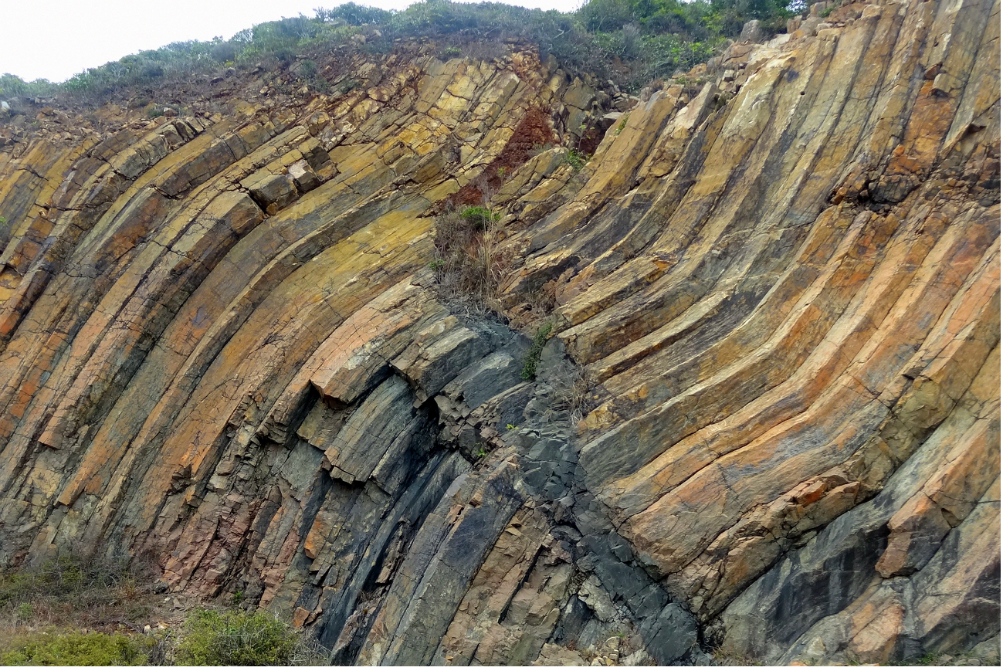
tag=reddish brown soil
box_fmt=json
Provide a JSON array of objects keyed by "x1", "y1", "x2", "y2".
[
  {"x1": 448, "y1": 106, "x2": 556, "y2": 208},
  {"x1": 576, "y1": 125, "x2": 604, "y2": 155}
]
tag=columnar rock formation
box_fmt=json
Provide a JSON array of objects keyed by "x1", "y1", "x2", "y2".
[{"x1": 0, "y1": 0, "x2": 997, "y2": 663}]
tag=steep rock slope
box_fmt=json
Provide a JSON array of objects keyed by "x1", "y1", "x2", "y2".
[{"x1": 0, "y1": 0, "x2": 998, "y2": 663}]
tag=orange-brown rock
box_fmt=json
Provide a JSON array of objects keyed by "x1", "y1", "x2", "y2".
[{"x1": 0, "y1": 1, "x2": 997, "y2": 664}]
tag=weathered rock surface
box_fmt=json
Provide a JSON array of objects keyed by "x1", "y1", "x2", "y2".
[{"x1": 0, "y1": 0, "x2": 997, "y2": 663}]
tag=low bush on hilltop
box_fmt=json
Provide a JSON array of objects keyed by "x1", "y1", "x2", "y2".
[{"x1": 0, "y1": 0, "x2": 808, "y2": 105}]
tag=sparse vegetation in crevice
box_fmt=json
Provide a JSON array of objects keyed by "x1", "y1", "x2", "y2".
[
  {"x1": 336, "y1": 77, "x2": 360, "y2": 95},
  {"x1": 614, "y1": 113, "x2": 629, "y2": 135},
  {"x1": 564, "y1": 148, "x2": 588, "y2": 171},
  {"x1": 521, "y1": 321, "x2": 554, "y2": 381},
  {"x1": 295, "y1": 58, "x2": 331, "y2": 94},
  {"x1": 710, "y1": 646, "x2": 765, "y2": 666},
  {"x1": 550, "y1": 363, "x2": 592, "y2": 425},
  {"x1": 430, "y1": 205, "x2": 511, "y2": 314},
  {"x1": 460, "y1": 205, "x2": 500, "y2": 230}
]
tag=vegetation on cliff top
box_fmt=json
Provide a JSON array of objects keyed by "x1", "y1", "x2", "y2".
[{"x1": 1, "y1": 0, "x2": 802, "y2": 105}]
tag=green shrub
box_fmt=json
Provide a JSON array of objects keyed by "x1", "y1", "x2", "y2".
[
  {"x1": 315, "y1": 3, "x2": 393, "y2": 26},
  {"x1": 460, "y1": 206, "x2": 500, "y2": 230},
  {"x1": 0, "y1": 74, "x2": 58, "y2": 99},
  {"x1": 299, "y1": 59, "x2": 318, "y2": 81},
  {"x1": 210, "y1": 40, "x2": 239, "y2": 63},
  {"x1": 15, "y1": 603, "x2": 31, "y2": 622},
  {"x1": 0, "y1": 555, "x2": 96, "y2": 607},
  {"x1": 0, "y1": 554, "x2": 157, "y2": 638},
  {"x1": 177, "y1": 609, "x2": 318, "y2": 666},
  {"x1": 529, "y1": 142, "x2": 556, "y2": 157},
  {"x1": 336, "y1": 78, "x2": 360, "y2": 94},
  {"x1": 564, "y1": 149, "x2": 587, "y2": 171},
  {"x1": 1, "y1": 632, "x2": 146, "y2": 666},
  {"x1": 521, "y1": 321, "x2": 554, "y2": 380}
]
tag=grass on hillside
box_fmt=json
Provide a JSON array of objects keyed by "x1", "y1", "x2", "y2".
[
  {"x1": 0, "y1": 556, "x2": 322, "y2": 666},
  {"x1": 0, "y1": 0, "x2": 806, "y2": 108}
]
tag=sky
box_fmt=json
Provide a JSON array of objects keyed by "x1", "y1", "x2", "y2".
[{"x1": 2, "y1": 0, "x2": 581, "y2": 84}]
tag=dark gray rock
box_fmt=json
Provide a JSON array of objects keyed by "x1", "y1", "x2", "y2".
[
  {"x1": 322, "y1": 375, "x2": 417, "y2": 484},
  {"x1": 550, "y1": 595, "x2": 595, "y2": 646},
  {"x1": 369, "y1": 457, "x2": 527, "y2": 665},
  {"x1": 480, "y1": 382, "x2": 535, "y2": 431},
  {"x1": 528, "y1": 437, "x2": 562, "y2": 461},
  {"x1": 632, "y1": 584, "x2": 671, "y2": 619},
  {"x1": 314, "y1": 450, "x2": 472, "y2": 655},
  {"x1": 394, "y1": 325, "x2": 492, "y2": 403},
  {"x1": 442, "y1": 350, "x2": 523, "y2": 409},
  {"x1": 608, "y1": 532, "x2": 634, "y2": 563},
  {"x1": 641, "y1": 603, "x2": 699, "y2": 665},
  {"x1": 572, "y1": 491, "x2": 616, "y2": 536},
  {"x1": 288, "y1": 160, "x2": 321, "y2": 193}
]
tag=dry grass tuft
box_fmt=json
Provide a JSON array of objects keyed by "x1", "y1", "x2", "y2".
[
  {"x1": 550, "y1": 362, "x2": 591, "y2": 425},
  {"x1": 430, "y1": 206, "x2": 513, "y2": 314}
]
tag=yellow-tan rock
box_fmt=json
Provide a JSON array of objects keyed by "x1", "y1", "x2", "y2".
[{"x1": 0, "y1": 4, "x2": 997, "y2": 664}]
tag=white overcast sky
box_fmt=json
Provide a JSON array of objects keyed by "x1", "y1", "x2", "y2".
[{"x1": 3, "y1": 0, "x2": 582, "y2": 83}]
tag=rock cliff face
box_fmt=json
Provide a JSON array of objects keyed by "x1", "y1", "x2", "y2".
[{"x1": 0, "y1": 0, "x2": 997, "y2": 663}]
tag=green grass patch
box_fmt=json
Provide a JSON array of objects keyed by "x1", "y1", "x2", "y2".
[
  {"x1": 460, "y1": 205, "x2": 500, "y2": 229},
  {"x1": 1, "y1": 632, "x2": 147, "y2": 666}
]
